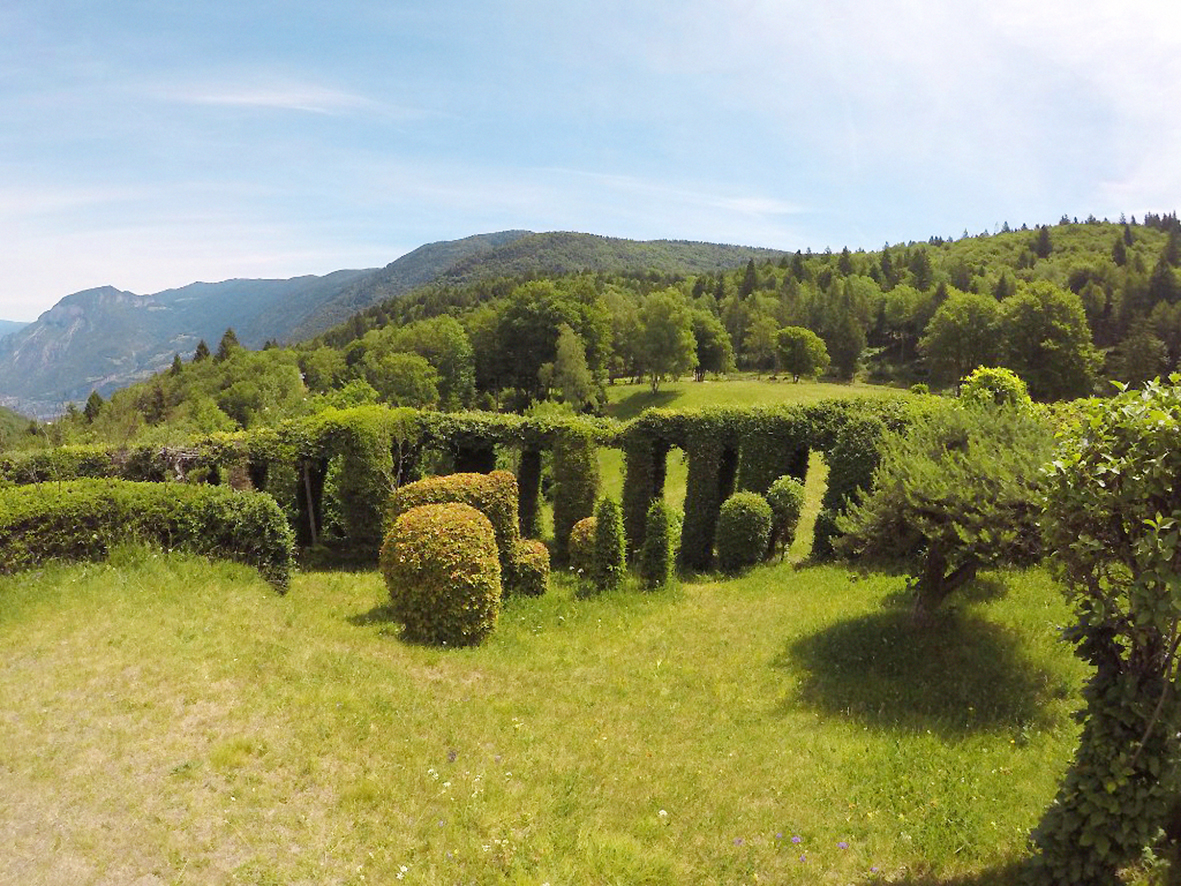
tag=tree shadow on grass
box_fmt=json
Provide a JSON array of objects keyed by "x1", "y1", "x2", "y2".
[
  {"x1": 888, "y1": 859, "x2": 1031, "y2": 886},
  {"x1": 607, "y1": 387, "x2": 679, "y2": 420},
  {"x1": 778, "y1": 607, "x2": 1069, "y2": 735}
]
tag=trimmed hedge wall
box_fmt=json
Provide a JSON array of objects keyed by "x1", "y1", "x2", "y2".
[
  {"x1": 2, "y1": 398, "x2": 923, "y2": 571},
  {"x1": 0, "y1": 479, "x2": 294, "y2": 590}
]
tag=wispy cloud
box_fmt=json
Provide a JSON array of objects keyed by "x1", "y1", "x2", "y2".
[{"x1": 168, "y1": 82, "x2": 379, "y2": 115}]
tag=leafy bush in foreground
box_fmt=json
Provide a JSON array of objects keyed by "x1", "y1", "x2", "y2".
[
  {"x1": 379, "y1": 502, "x2": 501, "y2": 646},
  {"x1": 715, "y1": 491, "x2": 772, "y2": 575},
  {"x1": 1028, "y1": 378, "x2": 1181, "y2": 883},
  {"x1": 0, "y1": 479, "x2": 294, "y2": 590}
]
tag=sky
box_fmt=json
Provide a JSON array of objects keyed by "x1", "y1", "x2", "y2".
[{"x1": 2, "y1": 0, "x2": 1180, "y2": 322}]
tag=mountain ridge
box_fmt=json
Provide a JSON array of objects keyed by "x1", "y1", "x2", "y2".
[{"x1": 0, "y1": 229, "x2": 782, "y2": 416}]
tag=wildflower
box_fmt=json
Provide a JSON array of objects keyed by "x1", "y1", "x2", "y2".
[
  {"x1": 838, "y1": 841, "x2": 849, "y2": 849},
  {"x1": 799, "y1": 855, "x2": 806, "y2": 863},
  {"x1": 733, "y1": 838, "x2": 743, "y2": 846},
  {"x1": 791, "y1": 835, "x2": 802, "y2": 844}
]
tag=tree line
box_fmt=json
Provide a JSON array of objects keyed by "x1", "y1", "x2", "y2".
[{"x1": 18, "y1": 215, "x2": 1181, "y2": 449}]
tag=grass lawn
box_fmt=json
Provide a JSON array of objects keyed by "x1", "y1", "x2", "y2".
[
  {"x1": 604, "y1": 376, "x2": 907, "y2": 421},
  {"x1": 0, "y1": 542, "x2": 1086, "y2": 885}
]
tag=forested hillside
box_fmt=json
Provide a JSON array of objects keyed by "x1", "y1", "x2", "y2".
[{"x1": 15, "y1": 214, "x2": 1180, "y2": 450}]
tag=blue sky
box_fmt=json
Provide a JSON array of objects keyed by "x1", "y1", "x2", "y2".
[{"x1": 2, "y1": 0, "x2": 1179, "y2": 321}]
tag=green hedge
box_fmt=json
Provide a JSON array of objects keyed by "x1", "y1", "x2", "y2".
[
  {"x1": 551, "y1": 427, "x2": 600, "y2": 563},
  {"x1": 380, "y1": 502, "x2": 501, "y2": 646},
  {"x1": 0, "y1": 479, "x2": 294, "y2": 590}
]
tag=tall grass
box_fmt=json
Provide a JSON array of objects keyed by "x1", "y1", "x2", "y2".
[{"x1": 0, "y1": 543, "x2": 1085, "y2": 885}]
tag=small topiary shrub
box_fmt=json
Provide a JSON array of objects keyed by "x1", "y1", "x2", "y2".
[
  {"x1": 0, "y1": 479, "x2": 294, "y2": 590},
  {"x1": 590, "y1": 497, "x2": 626, "y2": 593},
  {"x1": 765, "y1": 474, "x2": 805, "y2": 560},
  {"x1": 510, "y1": 538, "x2": 549, "y2": 597},
  {"x1": 568, "y1": 515, "x2": 597, "y2": 578},
  {"x1": 715, "y1": 491, "x2": 772, "y2": 575},
  {"x1": 389, "y1": 470, "x2": 521, "y2": 589},
  {"x1": 958, "y1": 365, "x2": 1032, "y2": 410},
  {"x1": 379, "y1": 502, "x2": 501, "y2": 647},
  {"x1": 639, "y1": 498, "x2": 675, "y2": 589}
]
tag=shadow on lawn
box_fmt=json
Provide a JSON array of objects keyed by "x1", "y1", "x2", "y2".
[
  {"x1": 607, "y1": 387, "x2": 679, "y2": 420},
  {"x1": 890, "y1": 859, "x2": 1031, "y2": 886},
  {"x1": 347, "y1": 602, "x2": 399, "y2": 627},
  {"x1": 778, "y1": 606, "x2": 1068, "y2": 735}
]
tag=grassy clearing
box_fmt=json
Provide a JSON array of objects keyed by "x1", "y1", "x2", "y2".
[
  {"x1": 604, "y1": 376, "x2": 906, "y2": 421},
  {"x1": 0, "y1": 538, "x2": 1085, "y2": 885}
]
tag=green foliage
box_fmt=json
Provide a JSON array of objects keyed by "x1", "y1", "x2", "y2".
[
  {"x1": 765, "y1": 474, "x2": 805, "y2": 560},
  {"x1": 590, "y1": 496, "x2": 626, "y2": 593},
  {"x1": 775, "y1": 326, "x2": 830, "y2": 382},
  {"x1": 919, "y1": 289, "x2": 1001, "y2": 387},
  {"x1": 637, "y1": 289, "x2": 697, "y2": 392},
  {"x1": 550, "y1": 427, "x2": 600, "y2": 564},
  {"x1": 510, "y1": 538, "x2": 549, "y2": 598},
  {"x1": 568, "y1": 515, "x2": 596, "y2": 578},
  {"x1": 958, "y1": 366, "x2": 1033, "y2": 410},
  {"x1": 0, "y1": 479, "x2": 294, "y2": 589},
  {"x1": 389, "y1": 470, "x2": 522, "y2": 591},
  {"x1": 1029, "y1": 378, "x2": 1181, "y2": 883},
  {"x1": 690, "y1": 309, "x2": 735, "y2": 380},
  {"x1": 638, "y1": 498, "x2": 675, "y2": 589},
  {"x1": 379, "y1": 502, "x2": 501, "y2": 646},
  {"x1": 714, "y1": 491, "x2": 772, "y2": 575},
  {"x1": 1000, "y1": 281, "x2": 1100, "y2": 401},
  {"x1": 836, "y1": 401, "x2": 1052, "y2": 616}
]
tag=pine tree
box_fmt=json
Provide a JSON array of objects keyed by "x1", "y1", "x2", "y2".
[
  {"x1": 170, "y1": 353, "x2": 183, "y2": 376},
  {"x1": 193, "y1": 340, "x2": 210, "y2": 362},
  {"x1": 215, "y1": 328, "x2": 241, "y2": 362},
  {"x1": 83, "y1": 390, "x2": 104, "y2": 423},
  {"x1": 739, "y1": 259, "x2": 757, "y2": 298}
]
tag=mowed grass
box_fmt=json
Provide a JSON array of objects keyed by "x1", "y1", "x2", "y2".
[
  {"x1": 0, "y1": 541, "x2": 1086, "y2": 885},
  {"x1": 604, "y1": 376, "x2": 907, "y2": 421}
]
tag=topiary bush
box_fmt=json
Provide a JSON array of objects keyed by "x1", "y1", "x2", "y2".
[
  {"x1": 765, "y1": 474, "x2": 805, "y2": 560},
  {"x1": 590, "y1": 496, "x2": 626, "y2": 593},
  {"x1": 568, "y1": 515, "x2": 597, "y2": 579},
  {"x1": 0, "y1": 479, "x2": 294, "y2": 590},
  {"x1": 389, "y1": 470, "x2": 521, "y2": 588},
  {"x1": 511, "y1": 538, "x2": 550, "y2": 598},
  {"x1": 639, "y1": 498, "x2": 675, "y2": 589},
  {"x1": 379, "y1": 502, "x2": 501, "y2": 647},
  {"x1": 715, "y1": 491, "x2": 772, "y2": 575}
]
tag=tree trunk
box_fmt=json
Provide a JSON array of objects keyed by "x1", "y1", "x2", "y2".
[{"x1": 913, "y1": 547, "x2": 978, "y2": 622}]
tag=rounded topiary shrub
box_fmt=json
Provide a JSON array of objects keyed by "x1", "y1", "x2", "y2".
[
  {"x1": 591, "y1": 496, "x2": 626, "y2": 593},
  {"x1": 388, "y1": 470, "x2": 521, "y2": 589},
  {"x1": 379, "y1": 502, "x2": 501, "y2": 647},
  {"x1": 639, "y1": 498, "x2": 675, "y2": 589},
  {"x1": 568, "y1": 515, "x2": 596, "y2": 578},
  {"x1": 511, "y1": 538, "x2": 550, "y2": 598},
  {"x1": 715, "y1": 491, "x2": 773, "y2": 575},
  {"x1": 765, "y1": 474, "x2": 806, "y2": 560}
]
